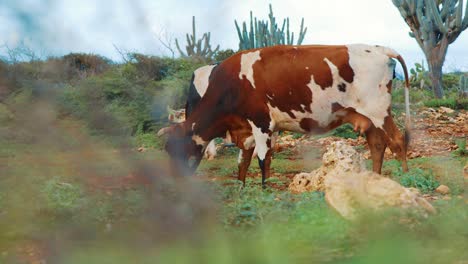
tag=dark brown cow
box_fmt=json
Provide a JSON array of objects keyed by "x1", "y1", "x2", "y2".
[{"x1": 163, "y1": 44, "x2": 411, "y2": 187}]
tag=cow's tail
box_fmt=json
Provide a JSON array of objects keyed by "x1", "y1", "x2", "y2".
[{"x1": 380, "y1": 47, "x2": 411, "y2": 148}]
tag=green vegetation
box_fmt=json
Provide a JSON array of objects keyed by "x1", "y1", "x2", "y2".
[
  {"x1": 392, "y1": 167, "x2": 439, "y2": 193},
  {"x1": 1, "y1": 27, "x2": 467, "y2": 262},
  {"x1": 453, "y1": 137, "x2": 467, "y2": 157},
  {"x1": 392, "y1": 0, "x2": 468, "y2": 98},
  {"x1": 332, "y1": 123, "x2": 359, "y2": 139},
  {"x1": 235, "y1": 4, "x2": 307, "y2": 50},
  {"x1": 175, "y1": 16, "x2": 220, "y2": 62}
]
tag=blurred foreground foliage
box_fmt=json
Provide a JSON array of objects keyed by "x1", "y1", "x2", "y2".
[{"x1": 0, "y1": 51, "x2": 467, "y2": 263}]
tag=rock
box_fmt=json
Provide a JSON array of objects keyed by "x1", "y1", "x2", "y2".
[
  {"x1": 439, "y1": 106, "x2": 454, "y2": 114},
  {"x1": 137, "y1": 147, "x2": 145, "y2": 152},
  {"x1": 435, "y1": 185, "x2": 450, "y2": 195},
  {"x1": 289, "y1": 172, "x2": 324, "y2": 193},
  {"x1": 289, "y1": 141, "x2": 436, "y2": 219}
]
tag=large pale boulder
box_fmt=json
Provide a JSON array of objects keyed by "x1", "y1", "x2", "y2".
[{"x1": 289, "y1": 141, "x2": 435, "y2": 219}]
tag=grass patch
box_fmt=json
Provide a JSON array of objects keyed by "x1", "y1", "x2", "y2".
[
  {"x1": 392, "y1": 167, "x2": 439, "y2": 193},
  {"x1": 452, "y1": 138, "x2": 467, "y2": 157},
  {"x1": 332, "y1": 124, "x2": 359, "y2": 139},
  {"x1": 424, "y1": 97, "x2": 468, "y2": 109}
]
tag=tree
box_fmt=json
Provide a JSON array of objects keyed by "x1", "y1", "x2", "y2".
[{"x1": 392, "y1": 0, "x2": 468, "y2": 98}]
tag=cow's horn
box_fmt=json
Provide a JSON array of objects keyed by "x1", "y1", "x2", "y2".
[{"x1": 157, "y1": 126, "x2": 172, "y2": 137}]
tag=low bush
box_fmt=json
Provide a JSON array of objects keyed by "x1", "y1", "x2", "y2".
[
  {"x1": 42, "y1": 177, "x2": 84, "y2": 215},
  {"x1": 452, "y1": 138, "x2": 467, "y2": 157},
  {"x1": 392, "y1": 167, "x2": 439, "y2": 193},
  {"x1": 332, "y1": 123, "x2": 359, "y2": 139}
]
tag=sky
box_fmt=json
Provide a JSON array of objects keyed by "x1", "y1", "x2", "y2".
[{"x1": 0, "y1": 0, "x2": 467, "y2": 72}]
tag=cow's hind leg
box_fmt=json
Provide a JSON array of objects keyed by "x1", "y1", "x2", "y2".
[
  {"x1": 365, "y1": 125, "x2": 387, "y2": 174},
  {"x1": 382, "y1": 115, "x2": 408, "y2": 172},
  {"x1": 238, "y1": 148, "x2": 254, "y2": 185}
]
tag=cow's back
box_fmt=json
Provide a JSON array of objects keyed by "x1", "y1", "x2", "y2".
[{"x1": 206, "y1": 44, "x2": 395, "y2": 132}]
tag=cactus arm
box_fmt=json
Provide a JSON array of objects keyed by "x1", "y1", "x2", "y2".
[
  {"x1": 426, "y1": 0, "x2": 449, "y2": 34},
  {"x1": 175, "y1": 16, "x2": 219, "y2": 61},
  {"x1": 462, "y1": 0, "x2": 468, "y2": 30}
]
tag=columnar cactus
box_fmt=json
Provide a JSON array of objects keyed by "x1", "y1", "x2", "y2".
[
  {"x1": 175, "y1": 16, "x2": 220, "y2": 61},
  {"x1": 392, "y1": 0, "x2": 468, "y2": 98},
  {"x1": 460, "y1": 75, "x2": 467, "y2": 90},
  {"x1": 234, "y1": 4, "x2": 307, "y2": 50}
]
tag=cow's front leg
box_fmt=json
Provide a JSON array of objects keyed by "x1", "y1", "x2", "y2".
[
  {"x1": 258, "y1": 149, "x2": 273, "y2": 188},
  {"x1": 238, "y1": 148, "x2": 254, "y2": 185},
  {"x1": 247, "y1": 120, "x2": 273, "y2": 188}
]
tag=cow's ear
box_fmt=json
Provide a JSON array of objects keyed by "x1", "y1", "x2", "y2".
[{"x1": 166, "y1": 105, "x2": 176, "y2": 114}]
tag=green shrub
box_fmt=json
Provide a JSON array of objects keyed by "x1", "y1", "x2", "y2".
[
  {"x1": 62, "y1": 53, "x2": 111, "y2": 77},
  {"x1": 442, "y1": 73, "x2": 461, "y2": 90},
  {"x1": 392, "y1": 168, "x2": 439, "y2": 193},
  {"x1": 214, "y1": 49, "x2": 235, "y2": 62},
  {"x1": 126, "y1": 53, "x2": 171, "y2": 81},
  {"x1": 452, "y1": 138, "x2": 467, "y2": 157},
  {"x1": 332, "y1": 123, "x2": 359, "y2": 139},
  {"x1": 42, "y1": 178, "x2": 84, "y2": 215},
  {"x1": 134, "y1": 132, "x2": 164, "y2": 149},
  {"x1": 58, "y1": 72, "x2": 155, "y2": 135}
]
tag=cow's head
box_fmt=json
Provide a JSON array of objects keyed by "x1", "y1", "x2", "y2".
[{"x1": 158, "y1": 124, "x2": 205, "y2": 177}]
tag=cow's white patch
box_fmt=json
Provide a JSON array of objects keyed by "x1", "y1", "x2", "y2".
[
  {"x1": 247, "y1": 120, "x2": 269, "y2": 160},
  {"x1": 193, "y1": 64, "x2": 217, "y2": 97},
  {"x1": 225, "y1": 131, "x2": 232, "y2": 144},
  {"x1": 237, "y1": 150, "x2": 243, "y2": 164},
  {"x1": 192, "y1": 134, "x2": 206, "y2": 146},
  {"x1": 243, "y1": 135, "x2": 255, "y2": 149},
  {"x1": 204, "y1": 140, "x2": 217, "y2": 159},
  {"x1": 345, "y1": 44, "x2": 393, "y2": 128},
  {"x1": 305, "y1": 66, "x2": 309, "y2": 70},
  {"x1": 239, "y1": 50, "x2": 261, "y2": 89},
  {"x1": 306, "y1": 60, "x2": 345, "y2": 126},
  {"x1": 191, "y1": 122, "x2": 196, "y2": 131}
]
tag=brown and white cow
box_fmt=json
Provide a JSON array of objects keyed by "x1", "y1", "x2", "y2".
[
  {"x1": 163, "y1": 44, "x2": 411, "y2": 187},
  {"x1": 159, "y1": 64, "x2": 273, "y2": 169}
]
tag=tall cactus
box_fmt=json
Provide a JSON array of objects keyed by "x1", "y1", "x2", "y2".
[
  {"x1": 460, "y1": 75, "x2": 468, "y2": 90},
  {"x1": 175, "y1": 16, "x2": 220, "y2": 61},
  {"x1": 234, "y1": 4, "x2": 307, "y2": 50},
  {"x1": 392, "y1": 0, "x2": 468, "y2": 98}
]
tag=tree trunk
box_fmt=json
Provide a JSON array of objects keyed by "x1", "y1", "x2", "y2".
[
  {"x1": 425, "y1": 37, "x2": 448, "y2": 99},
  {"x1": 428, "y1": 60, "x2": 444, "y2": 98}
]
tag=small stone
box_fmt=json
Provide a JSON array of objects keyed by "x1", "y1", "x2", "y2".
[
  {"x1": 439, "y1": 106, "x2": 454, "y2": 114},
  {"x1": 442, "y1": 196, "x2": 452, "y2": 201},
  {"x1": 435, "y1": 185, "x2": 450, "y2": 195},
  {"x1": 137, "y1": 147, "x2": 145, "y2": 152}
]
